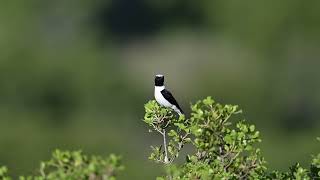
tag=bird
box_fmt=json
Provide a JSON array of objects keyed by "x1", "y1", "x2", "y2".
[{"x1": 154, "y1": 74, "x2": 184, "y2": 115}]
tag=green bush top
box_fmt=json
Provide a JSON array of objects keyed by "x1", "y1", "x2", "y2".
[{"x1": 143, "y1": 96, "x2": 320, "y2": 180}]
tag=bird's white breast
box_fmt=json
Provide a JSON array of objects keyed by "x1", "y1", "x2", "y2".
[{"x1": 154, "y1": 86, "x2": 172, "y2": 107}]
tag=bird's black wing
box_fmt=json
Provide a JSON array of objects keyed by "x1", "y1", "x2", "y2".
[{"x1": 161, "y1": 89, "x2": 183, "y2": 113}]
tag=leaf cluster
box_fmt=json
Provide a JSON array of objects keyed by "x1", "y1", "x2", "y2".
[
  {"x1": 0, "y1": 150, "x2": 123, "y2": 180},
  {"x1": 0, "y1": 166, "x2": 10, "y2": 180}
]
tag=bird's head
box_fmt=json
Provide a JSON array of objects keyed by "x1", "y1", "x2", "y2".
[{"x1": 155, "y1": 74, "x2": 164, "y2": 86}]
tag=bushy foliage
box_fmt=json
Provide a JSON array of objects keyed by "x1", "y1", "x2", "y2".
[
  {"x1": 144, "y1": 97, "x2": 320, "y2": 179},
  {"x1": 0, "y1": 150, "x2": 123, "y2": 180},
  {"x1": 0, "y1": 96, "x2": 319, "y2": 180},
  {"x1": 0, "y1": 166, "x2": 10, "y2": 180}
]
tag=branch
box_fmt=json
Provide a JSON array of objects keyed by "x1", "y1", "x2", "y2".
[
  {"x1": 151, "y1": 123, "x2": 164, "y2": 135},
  {"x1": 169, "y1": 132, "x2": 190, "y2": 163},
  {"x1": 163, "y1": 129, "x2": 169, "y2": 164},
  {"x1": 224, "y1": 151, "x2": 240, "y2": 170}
]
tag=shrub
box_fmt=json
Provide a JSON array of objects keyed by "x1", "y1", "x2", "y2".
[
  {"x1": 1, "y1": 150, "x2": 123, "y2": 180},
  {"x1": 143, "y1": 96, "x2": 320, "y2": 179},
  {"x1": 0, "y1": 166, "x2": 10, "y2": 180}
]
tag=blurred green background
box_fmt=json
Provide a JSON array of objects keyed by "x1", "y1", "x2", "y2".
[{"x1": 0, "y1": 0, "x2": 319, "y2": 179}]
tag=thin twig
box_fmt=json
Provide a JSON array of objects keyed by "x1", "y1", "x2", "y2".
[
  {"x1": 163, "y1": 119, "x2": 171, "y2": 128},
  {"x1": 169, "y1": 132, "x2": 190, "y2": 163},
  {"x1": 151, "y1": 123, "x2": 164, "y2": 135},
  {"x1": 239, "y1": 159, "x2": 257, "y2": 179},
  {"x1": 224, "y1": 151, "x2": 240, "y2": 170}
]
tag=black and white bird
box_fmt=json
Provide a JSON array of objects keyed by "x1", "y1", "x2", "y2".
[{"x1": 154, "y1": 74, "x2": 183, "y2": 115}]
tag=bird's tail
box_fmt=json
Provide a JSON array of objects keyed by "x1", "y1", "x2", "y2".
[{"x1": 172, "y1": 106, "x2": 183, "y2": 116}]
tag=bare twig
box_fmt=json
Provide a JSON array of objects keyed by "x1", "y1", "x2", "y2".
[
  {"x1": 163, "y1": 119, "x2": 171, "y2": 128},
  {"x1": 224, "y1": 151, "x2": 240, "y2": 170},
  {"x1": 151, "y1": 123, "x2": 164, "y2": 135}
]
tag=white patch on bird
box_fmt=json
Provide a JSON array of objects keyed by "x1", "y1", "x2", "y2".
[
  {"x1": 154, "y1": 86, "x2": 171, "y2": 107},
  {"x1": 154, "y1": 85, "x2": 183, "y2": 115},
  {"x1": 156, "y1": 74, "x2": 164, "y2": 77}
]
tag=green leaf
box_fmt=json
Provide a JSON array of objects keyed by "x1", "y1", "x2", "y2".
[
  {"x1": 249, "y1": 125, "x2": 255, "y2": 132},
  {"x1": 168, "y1": 130, "x2": 178, "y2": 137},
  {"x1": 224, "y1": 135, "x2": 233, "y2": 144},
  {"x1": 203, "y1": 96, "x2": 214, "y2": 105}
]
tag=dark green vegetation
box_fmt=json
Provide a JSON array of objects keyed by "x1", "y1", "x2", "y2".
[{"x1": 144, "y1": 97, "x2": 320, "y2": 179}]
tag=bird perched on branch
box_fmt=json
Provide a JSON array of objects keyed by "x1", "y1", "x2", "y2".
[{"x1": 154, "y1": 74, "x2": 183, "y2": 115}]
